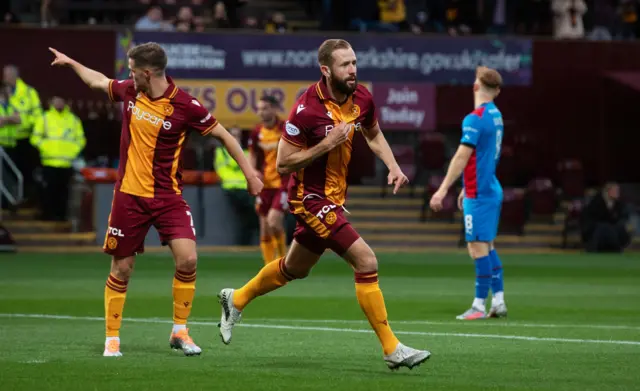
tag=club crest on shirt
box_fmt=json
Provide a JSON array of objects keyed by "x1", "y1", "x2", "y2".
[
  {"x1": 163, "y1": 104, "x2": 174, "y2": 117},
  {"x1": 351, "y1": 104, "x2": 360, "y2": 117}
]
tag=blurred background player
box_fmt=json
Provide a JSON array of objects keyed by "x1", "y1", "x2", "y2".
[
  {"x1": 215, "y1": 126, "x2": 258, "y2": 245},
  {"x1": 430, "y1": 66, "x2": 507, "y2": 321},
  {"x1": 218, "y1": 39, "x2": 431, "y2": 370},
  {"x1": 249, "y1": 95, "x2": 289, "y2": 264},
  {"x1": 48, "y1": 43, "x2": 262, "y2": 357}
]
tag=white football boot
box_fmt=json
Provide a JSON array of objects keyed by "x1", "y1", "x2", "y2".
[
  {"x1": 218, "y1": 288, "x2": 242, "y2": 345},
  {"x1": 384, "y1": 343, "x2": 431, "y2": 370}
]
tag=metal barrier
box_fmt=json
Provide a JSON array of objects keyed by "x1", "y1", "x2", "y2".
[{"x1": 0, "y1": 147, "x2": 24, "y2": 220}]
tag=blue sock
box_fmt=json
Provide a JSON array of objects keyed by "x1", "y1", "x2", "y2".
[
  {"x1": 474, "y1": 255, "x2": 491, "y2": 300},
  {"x1": 489, "y1": 249, "x2": 504, "y2": 293}
]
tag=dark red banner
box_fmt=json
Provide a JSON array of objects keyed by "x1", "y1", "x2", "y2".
[{"x1": 371, "y1": 82, "x2": 436, "y2": 131}]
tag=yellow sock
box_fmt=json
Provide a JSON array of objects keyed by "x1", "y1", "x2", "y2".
[
  {"x1": 260, "y1": 236, "x2": 275, "y2": 265},
  {"x1": 355, "y1": 272, "x2": 400, "y2": 355},
  {"x1": 173, "y1": 270, "x2": 196, "y2": 325},
  {"x1": 233, "y1": 257, "x2": 293, "y2": 311},
  {"x1": 105, "y1": 273, "x2": 128, "y2": 338},
  {"x1": 273, "y1": 232, "x2": 287, "y2": 259}
]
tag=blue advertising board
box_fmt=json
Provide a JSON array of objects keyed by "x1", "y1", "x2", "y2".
[{"x1": 117, "y1": 31, "x2": 532, "y2": 85}]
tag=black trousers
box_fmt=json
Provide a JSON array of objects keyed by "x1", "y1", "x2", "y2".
[
  {"x1": 584, "y1": 222, "x2": 631, "y2": 253},
  {"x1": 13, "y1": 138, "x2": 39, "y2": 203},
  {"x1": 40, "y1": 166, "x2": 72, "y2": 221},
  {"x1": 224, "y1": 189, "x2": 259, "y2": 245}
]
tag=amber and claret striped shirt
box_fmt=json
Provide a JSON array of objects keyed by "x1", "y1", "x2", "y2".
[
  {"x1": 282, "y1": 78, "x2": 378, "y2": 207},
  {"x1": 108, "y1": 77, "x2": 218, "y2": 198},
  {"x1": 248, "y1": 118, "x2": 287, "y2": 190}
]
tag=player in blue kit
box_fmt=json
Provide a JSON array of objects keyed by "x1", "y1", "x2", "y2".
[{"x1": 430, "y1": 66, "x2": 507, "y2": 320}]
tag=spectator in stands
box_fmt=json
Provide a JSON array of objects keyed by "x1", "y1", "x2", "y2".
[
  {"x1": 617, "y1": 0, "x2": 639, "y2": 39},
  {"x1": 443, "y1": 0, "x2": 474, "y2": 36},
  {"x1": 377, "y1": 0, "x2": 408, "y2": 31},
  {"x1": 407, "y1": 1, "x2": 445, "y2": 34},
  {"x1": 214, "y1": 127, "x2": 257, "y2": 245},
  {"x1": 265, "y1": 12, "x2": 289, "y2": 33},
  {"x1": 174, "y1": 6, "x2": 195, "y2": 31},
  {"x1": 135, "y1": 6, "x2": 174, "y2": 31},
  {"x1": 211, "y1": 1, "x2": 232, "y2": 28},
  {"x1": 552, "y1": 0, "x2": 588, "y2": 39},
  {"x1": 587, "y1": 0, "x2": 617, "y2": 40},
  {"x1": 3, "y1": 11, "x2": 20, "y2": 24},
  {"x1": 243, "y1": 15, "x2": 261, "y2": 29},
  {"x1": 30, "y1": 96, "x2": 86, "y2": 221},
  {"x1": 580, "y1": 182, "x2": 632, "y2": 253}
]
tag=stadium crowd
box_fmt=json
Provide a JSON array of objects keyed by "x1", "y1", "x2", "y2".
[{"x1": 1, "y1": 1, "x2": 639, "y2": 40}]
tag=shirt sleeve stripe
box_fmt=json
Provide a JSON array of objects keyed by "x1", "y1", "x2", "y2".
[
  {"x1": 461, "y1": 142, "x2": 476, "y2": 149},
  {"x1": 201, "y1": 121, "x2": 218, "y2": 136},
  {"x1": 107, "y1": 80, "x2": 115, "y2": 102},
  {"x1": 282, "y1": 137, "x2": 304, "y2": 148}
]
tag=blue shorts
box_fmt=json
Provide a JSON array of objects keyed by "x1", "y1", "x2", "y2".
[{"x1": 462, "y1": 197, "x2": 502, "y2": 242}]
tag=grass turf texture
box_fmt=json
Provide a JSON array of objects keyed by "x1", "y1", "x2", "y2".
[{"x1": 1, "y1": 252, "x2": 639, "y2": 391}]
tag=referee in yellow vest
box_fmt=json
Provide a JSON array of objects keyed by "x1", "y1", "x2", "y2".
[
  {"x1": 30, "y1": 96, "x2": 85, "y2": 221},
  {"x1": 3, "y1": 65, "x2": 43, "y2": 203},
  {"x1": 214, "y1": 127, "x2": 258, "y2": 245}
]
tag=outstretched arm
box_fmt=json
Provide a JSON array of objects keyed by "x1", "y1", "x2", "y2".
[
  {"x1": 49, "y1": 47, "x2": 110, "y2": 92},
  {"x1": 362, "y1": 122, "x2": 408, "y2": 194}
]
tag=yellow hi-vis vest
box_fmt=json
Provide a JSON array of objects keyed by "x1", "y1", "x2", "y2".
[
  {"x1": 30, "y1": 107, "x2": 86, "y2": 168},
  {"x1": 0, "y1": 103, "x2": 18, "y2": 148},
  {"x1": 9, "y1": 79, "x2": 42, "y2": 140},
  {"x1": 214, "y1": 147, "x2": 248, "y2": 190}
]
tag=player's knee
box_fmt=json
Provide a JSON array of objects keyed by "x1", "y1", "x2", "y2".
[
  {"x1": 111, "y1": 256, "x2": 135, "y2": 280},
  {"x1": 467, "y1": 242, "x2": 490, "y2": 259},
  {"x1": 176, "y1": 253, "x2": 198, "y2": 273},
  {"x1": 282, "y1": 257, "x2": 311, "y2": 279},
  {"x1": 353, "y1": 254, "x2": 378, "y2": 274}
]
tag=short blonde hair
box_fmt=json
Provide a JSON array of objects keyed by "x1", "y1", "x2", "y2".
[
  {"x1": 317, "y1": 39, "x2": 352, "y2": 67},
  {"x1": 476, "y1": 66, "x2": 503, "y2": 90}
]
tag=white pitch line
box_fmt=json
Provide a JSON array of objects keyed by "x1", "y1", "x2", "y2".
[
  {"x1": 245, "y1": 318, "x2": 640, "y2": 331},
  {"x1": 2, "y1": 313, "x2": 640, "y2": 346}
]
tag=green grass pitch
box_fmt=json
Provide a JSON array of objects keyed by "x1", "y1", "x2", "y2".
[{"x1": 1, "y1": 251, "x2": 639, "y2": 391}]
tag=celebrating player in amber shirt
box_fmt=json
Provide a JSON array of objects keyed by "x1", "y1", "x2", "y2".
[
  {"x1": 48, "y1": 43, "x2": 262, "y2": 358},
  {"x1": 249, "y1": 95, "x2": 290, "y2": 265},
  {"x1": 217, "y1": 39, "x2": 430, "y2": 370}
]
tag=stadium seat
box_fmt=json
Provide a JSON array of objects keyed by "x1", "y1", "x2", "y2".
[
  {"x1": 496, "y1": 145, "x2": 518, "y2": 186},
  {"x1": 413, "y1": 132, "x2": 447, "y2": 196},
  {"x1": 499, "y1": 188, "x2": 526, "y2": 235},
  {"x1": 381, "y1": 144, "x2": 416, "y2": 197},
  {"x1": 420, "y1": 175, "x2": 456, "y2": 222},
  {"x1": 527, "y1": 178, "x2": 558, "y2": 223},
  {"x1": 562, "y1": 199, "x2": 585, "y2": 249},
  {"x1": 557, "y1": 159, "x2": 585, "y2": 200}
]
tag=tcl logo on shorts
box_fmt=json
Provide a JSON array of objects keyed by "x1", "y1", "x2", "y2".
[
  {"x1": 108, "y1": 226, "x2": 125, "y2": 237},
  {"x1": 316, "y1": 204, "x2": 337, "y2": 220},
  {"x1": 128, "y1": 101, "x2": 172, "y2": 130}
]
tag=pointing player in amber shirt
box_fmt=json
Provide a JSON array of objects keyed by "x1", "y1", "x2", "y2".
[
  {"x1": 218, "y1": 39, "x2": 431, "y2": 370},
  {"x1": 49, "y1": 43, "x2": 263, "y2": 358},
  {"x1": 249, "y1": 95, "x2": 289, "y2": 264}
]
